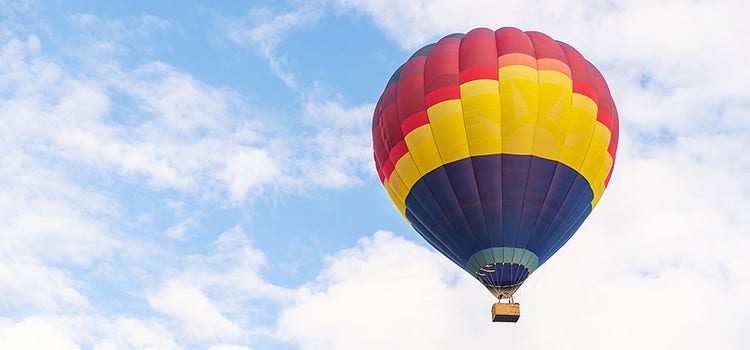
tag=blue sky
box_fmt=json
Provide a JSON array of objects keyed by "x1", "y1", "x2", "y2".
[{"x1": 1, "y1": 1, "x2": 749, "y2": 349}]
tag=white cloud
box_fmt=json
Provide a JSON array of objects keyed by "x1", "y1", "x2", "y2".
[
  {"x1": 278, "y1": 222, "x2": 750, "y2": 349},
  {"x1": 225, "y1": 4, "x2": 325, "y2": 87},
  {"x1": 164, "y1": 218, "x2": 195, "y2": 240},
  {"x1": 138, "y1": 14, "x2": 171, "y2": 33},
  {"x1": 0, "y1": 259, "x2": 89, "y2": 313},
  {"x1": 0, "y1": 29, "x2": 294, "y2": 202},
  {"x1": 277, "y1": 231, "x2": 488, "y2": 350},
  {"x1": 60, "y1": 62, "x2": 287, "y2": 196},
  {"x1": 148, "y1": 282, "x2": 244, "y2": 342},
  {"x1": 92, "y1": 317, "x2": 181, "y2": 350},
  {"x1": 140, "y1": 225, "x2": 292, "y2": 345},
  {"x1": 0, "y1": 316, "x2": 185, "y2": 350},
  {"x1": 0, "y1": 17, "x2": 272, "y2": 349},
  {"x1": 303, "y1": 100, "x2": 371, "y2": 130},
  {"x1": 156, "y1": 225, "x2": 293, "y2": 306},
  {"x1": 299, "y1": 100, "x2": 375, "y2": 188},
  {"x1": 218, "y1": 148, "x2": 283, "y2": 203},
  {"x1": 208, "y1": 345, "x2": 252, "y2": 350},
  {"x1": 68, "y1": 12, "x2": 172, "y2": 48},
  {"x1": 0, "y1": 316, "x2": 80, "y2": 350},
  {"x1": 1, "y1": 28, "x2": 369, "y2": 205},
  {"x1": 0, "y1": 159, "x2": 122, "y2": 266},
  {"x1": 117, "y1": 62, "x2": 235, "y2": 134},
  {"x1": 222, "y1": 6, "x2": 381, "y2": 192},
  {"x1": 0, "y1": 15, "x2": 375, "y2": 346}
]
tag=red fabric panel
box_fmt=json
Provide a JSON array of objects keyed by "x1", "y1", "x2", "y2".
[
  {"x1": 495, "y1": 27, "x2": 535, "y2": 57},
  {"x1": 459, "y1": 28, "x2": 498, "y2": 84},
  {"x1": 424, "y1": 36, "x2": 460, "y2": 97},
  {"x1": 559, "y1": 42, "x2": 599, "y2": 104},
  {"x1": 526, "y1": 31, "x2": 567, "y2": 61},
  {"x1": 401, "y1": 111, "x2": 430, "y2": 135},
  {"x1": 425, "y1": 86, "x2": 461, "y2": 108}
]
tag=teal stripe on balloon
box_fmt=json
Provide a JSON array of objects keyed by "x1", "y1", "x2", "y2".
[{"x1": 465, "y1": 247, "x2": 539, "y2": 276}]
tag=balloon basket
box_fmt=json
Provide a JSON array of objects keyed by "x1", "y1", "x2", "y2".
[{"x1": 492, "y1": 302, "x2": 520, "y2": 322}]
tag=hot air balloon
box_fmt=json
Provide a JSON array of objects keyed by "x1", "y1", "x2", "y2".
[{"x1": 372, "y1": 27, "x2": 619, "y2": 322}]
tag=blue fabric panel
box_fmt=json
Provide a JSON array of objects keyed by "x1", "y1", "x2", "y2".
[
  {"x1": 471, "y1": 156, "x2": 504, "y2": 247},
  {"x1": 404, "y1": 154, "x2": 594, "y2": 287},
  {"x1": 406, "y1": 168, "x2": 474, "y2": 263},
  {"x1": 443, "y1": 159, "x2": 492, "y2": 253},
  {"x1": 476, "y1": 263, "x2": 529, "y2": 288}
]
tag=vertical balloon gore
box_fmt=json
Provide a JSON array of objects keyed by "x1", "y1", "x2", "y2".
[{"x1": 372, "y1": 27, "x2": 619, "y2": 298}]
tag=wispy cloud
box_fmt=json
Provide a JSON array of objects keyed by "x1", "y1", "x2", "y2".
[
  {"x1": 64, "y1": 12, "x2": 173, "y2": 61},
  {"x1": 148, "y1": 282, "x2": 244, "y2": 342},
  {"x1": 0, "y1": 10, "x2": 320, "y2": 349},
  {"x1": 297, "y1": 100, "x2": 374, "y2": 188},
  {"x1": 208, "y1": 345, "x2": 253, "y2": 350},
  {"x1": 220, "y1": 3, "x2": 378, "y2": 191},
  {"x1": 0, "y1": 28, "x2": 293, "y2": 201},
  {"x1": 93, "y1": 317, "x2": 181, "y2": 349},
  {"x1": 135, "y1": 225, "x2": 294, "y2": 345},
  {"x1": 224, "y1": 3, "x2": 326, "y2": 88}
]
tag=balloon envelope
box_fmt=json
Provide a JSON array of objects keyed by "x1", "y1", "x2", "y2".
[{"x1": 372, "y1": 27, "x2": 619, "y2": 297}]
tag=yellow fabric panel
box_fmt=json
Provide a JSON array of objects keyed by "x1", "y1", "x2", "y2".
[
  {"x1": 531, "y1": 81, "x2": 571, "y2": 161},
  {"x1": 529, "y1": 124, "x2": 565, "y2": 161},
  {"x1": 593, "y1": 152, "x2": 614, "y2": 191},
  {"x1": 538, "y1": 82, "x2": 572, "y2": 125},
  {"x1": 460, "y1": 79, "x2": 500, "y2": 98},
  {"x1": 393, "y1": 154, "x2": 422, "y2": 199},
  {"x1": 427, "y1": 99, "x2": 471, "y2": 164},
  {"x1": 384, "y1": 174, "x2": 407, "y2": 216},
  {"x1": 555, "y1": 92, "x2": 598, "y2": 170},
  {"x1": 591, "y1": 186, "x2": 605, "y2": 208},
  {"x1": 579, "y1": 123, "x2": 612, "y2": 177},
  {"x1": 591, "y1": 153, "x2": 613, "y2": 208},
  {"x1": 386, "y1": 167, "x2": 409, "y2": 212},
  {"x1": 501, "y1": 123, "x2": 534, "y2": 155},
  {"x1": 499, "y1": 65, "x2": 537, "y2": 82},
  {"x1": 578, "y1": 143, "x2": 607, "y2": 188},
  {"x1": 557, "y1": 121, "x2": 595, "y2": 170},
  {"x1": 383, "y1": 127, "x2": 442, "y2": 217},
  {"x1": 460, "y1": 80, "x2": 502, "y2": 156},
  {"x1": 538, "y1": 70, "x2": 572, "y2": 89},
  {"x1": 579, "y1": 122, "x2": 612, "y2": 201},
  {"x1": 404, "y1": 124, "x2": 442, "y2": 175},
  {"x1": 388, "y1": 126, "x2": 443, "y2": 216},
  {"x1": 571, "y1": 93, "x2": 598, "y2": 120},
  {"x1": 499, "y1": 78, "x2": 539, "y2": 155}
]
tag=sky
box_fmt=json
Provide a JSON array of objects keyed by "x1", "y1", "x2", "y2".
[{"x1": 0, "y1": 0, "x2": 749, "y2": 349}]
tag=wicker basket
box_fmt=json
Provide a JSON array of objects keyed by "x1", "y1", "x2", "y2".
[{"x1": 492, "y1": 302, "x2": 520, "y2": 322}]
